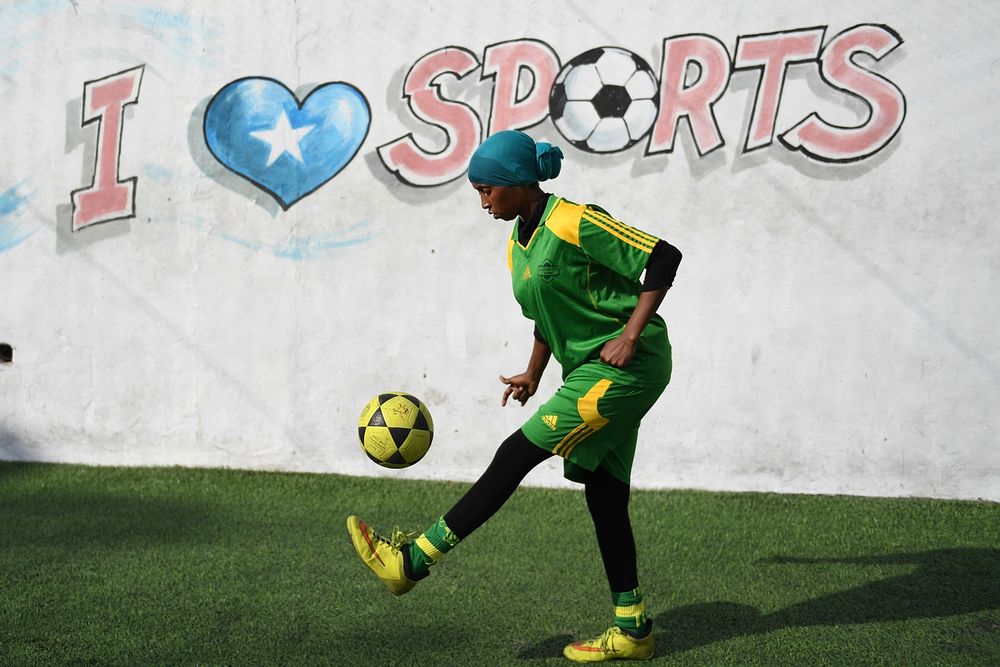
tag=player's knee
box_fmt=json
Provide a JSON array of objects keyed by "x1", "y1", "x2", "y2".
[
  {"x1": 494, "y1": 429, "x2": 551, "y2": 468},
  {"x1": 584, "y1": 467, "x2": 631, "y2": 511}
]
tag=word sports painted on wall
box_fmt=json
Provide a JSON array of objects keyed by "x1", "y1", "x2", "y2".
[{"x1": 379, "y1": 24, "x2": 906, "y2": 186}]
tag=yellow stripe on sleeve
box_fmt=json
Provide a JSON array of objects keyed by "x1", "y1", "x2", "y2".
[
  {"x1": 585, "y1": 207, "x2": 659, "y2": 246},
  {"x1": 545, "y1": 200, "x2": 585, "y2": 247},
  {"x1": 582, "y1": 209, "x2": 657, "y2": 253}
]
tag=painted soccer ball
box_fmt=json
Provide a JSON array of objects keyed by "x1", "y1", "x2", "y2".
[
  {"x1": 549, "y1": 46, "x2": 660, "y2": 153},
  {"x1": 357, "y1": 392, "x2": 434, "y2": 468}
]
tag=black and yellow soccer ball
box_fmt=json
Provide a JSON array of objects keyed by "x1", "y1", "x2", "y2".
[{"x1": 357, "y1": 392, "x2": 434, "y2": 468}]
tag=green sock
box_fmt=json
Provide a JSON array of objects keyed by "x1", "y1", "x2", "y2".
[
  {"x1": 407, "y1": 517, "x2": 460, "y2": 578},
  {"x1": 612, "y1": 587, "x2": 650, "y2": 637}
]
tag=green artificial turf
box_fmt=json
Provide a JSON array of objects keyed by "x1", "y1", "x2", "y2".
[{"x1": 0, "y1": 461, "x2": 997, "y2": 666}]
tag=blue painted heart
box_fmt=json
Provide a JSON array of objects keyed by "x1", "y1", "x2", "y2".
[{"x1": 204, "y1": 77, "x2": 370, "y2": 209}]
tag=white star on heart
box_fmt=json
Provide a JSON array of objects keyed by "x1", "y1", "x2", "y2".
[{"x1": 250, "y1": 111, "x2": 315, "y2": 167}]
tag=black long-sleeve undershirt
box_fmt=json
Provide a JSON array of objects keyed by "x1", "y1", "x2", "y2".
[{"x1": 642, "y1": 239, "x2": 682, "y2": 292}]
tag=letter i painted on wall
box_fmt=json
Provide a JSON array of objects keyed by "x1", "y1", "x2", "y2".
[{"x1": 71, "y1": 65, "x2": 144, "y2": 232}]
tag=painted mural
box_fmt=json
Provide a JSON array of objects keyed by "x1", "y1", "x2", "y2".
[
  {"x1": 58, "y1": 23, "x2": 905, "y2": 230},
  {"x1": 379, "y1": 25, "x2": 905, "y2": 187},
  {"x1": 70, "y1": 65, "x2": 144, "y2": 231},
  {"x1": 4, "y1": 2, "x2": 999, "y2": 504},
  {"x1": 204, "y1": 78, "x2": 370, "y2": 210}
]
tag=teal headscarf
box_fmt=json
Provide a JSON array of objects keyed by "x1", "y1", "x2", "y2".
[{"x1": 468, "y1": 130, "x2": 563, "y2": 186}]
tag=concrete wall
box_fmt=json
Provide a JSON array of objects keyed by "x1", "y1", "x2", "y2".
[{"x1": 1, "y1": 0, "x2": 997, "y2": 500}]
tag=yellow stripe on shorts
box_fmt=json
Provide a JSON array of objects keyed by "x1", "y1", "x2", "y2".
[
  {"x1": 553, "y1": 379, "x2": 613, "y2": 459},
  {"x1": 554, "y1": 423, "x2": 593, "y2": 458}
]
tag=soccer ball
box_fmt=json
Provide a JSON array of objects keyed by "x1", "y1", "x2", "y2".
[
  {"x1": 549, "y1": 46, "x2": 659, "y2": 153},
  {"x1": 357, "y1": 392, "x2": 434, "y2": 468}
]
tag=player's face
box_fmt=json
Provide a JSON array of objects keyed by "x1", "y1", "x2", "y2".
[{"x1": 472, "y1": 183, "x2": 522, "y2": 221}]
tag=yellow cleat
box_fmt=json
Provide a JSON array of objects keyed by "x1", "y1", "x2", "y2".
[
  {"x1": 346, "y1": 515, "x2": 418, "y2": 596},
  {"x1": 563, "y1": 626, "x2": 654, "y2": 662}
]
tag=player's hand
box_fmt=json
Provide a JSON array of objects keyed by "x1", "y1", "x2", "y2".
[
  {"x1": 600, "y1": 336, "x2": 637, "y2": 368},
  {"x1": 500, "y1": 372, "x2": 539, "y2": 407}
]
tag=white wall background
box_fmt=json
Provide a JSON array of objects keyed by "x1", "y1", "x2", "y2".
[{"x1": 1, "y1": 0, "x2": 997, "y2": 501}]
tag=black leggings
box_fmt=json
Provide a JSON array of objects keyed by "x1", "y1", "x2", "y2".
[{"x1": 443, "y1": 429, "x2": 639, "y2": 592}]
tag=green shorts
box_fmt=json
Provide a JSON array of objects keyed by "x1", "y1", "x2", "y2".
[{"x1": 521, "y1": 360, "x2": 669, "y2": 484}]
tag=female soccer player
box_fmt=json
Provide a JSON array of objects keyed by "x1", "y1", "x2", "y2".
[{"x1": 348, "y1": 130, "x2": 681, "y2": 662}]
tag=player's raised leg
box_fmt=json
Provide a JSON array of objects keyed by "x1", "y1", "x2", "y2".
[
  {"x1": 347, "y1": 430, "x2": 551, "y2": 590},
  {"x1": 346, "y1": 515, "x2": 423, "y2": 596}
]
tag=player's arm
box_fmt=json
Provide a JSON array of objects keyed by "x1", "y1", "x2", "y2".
[
  {"x1": 600, "y1": 240, "x2": 682, "y2": 367},
  {"x1": 600, "y1": 287, "x2": 668, "y2": 367},
  {"x1": 500, "y1": 330, "x2": 551, "y2": 407}
]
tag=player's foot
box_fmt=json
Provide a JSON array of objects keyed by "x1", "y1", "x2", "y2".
[
  {"x1": 346, "y1": 515, "x2": 419, "y2": 596},
  {"x1": 563, "y1": 626, "x2": 654, "y2": 662}
]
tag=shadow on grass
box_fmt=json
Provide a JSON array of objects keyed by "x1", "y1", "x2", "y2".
[
  {"x1": 1, "y1": 485, "x2": 227, "y2": 548},
  {"x1": 653, "y1": 548, "x2": 1000, "y2": 656},
  {"x1": 517, "y1": 633, "x2": 573, "y2": 660},
  {"x1": 340, "y1": 620, "x2": 478, "y2": 663},
  {"x1": 518, "y1": 548, "x2": 1000, "y2": 660}
]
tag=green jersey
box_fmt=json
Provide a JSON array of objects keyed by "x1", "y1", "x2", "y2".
[{"x1": 506, "y1": 195, "x2": 671, "y2": 384}]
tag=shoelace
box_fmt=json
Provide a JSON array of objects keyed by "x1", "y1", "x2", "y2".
[
  {"x1": 371, "y1": 526, "x2": 416, "y2": 551},
  {"x1": 389, "y1": 527, "x2": 417, "y2": 549},
  {"x1": 597, "y1": 627, "x2": 623, "y2": 654}
]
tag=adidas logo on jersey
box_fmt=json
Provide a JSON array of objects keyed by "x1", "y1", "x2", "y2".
[
  {"x1": 541, "y1": 414, "x2": 558, "y2": 430},
  {"x1": 522, "y1": 265, "x2": 532, "y2": 280}
]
